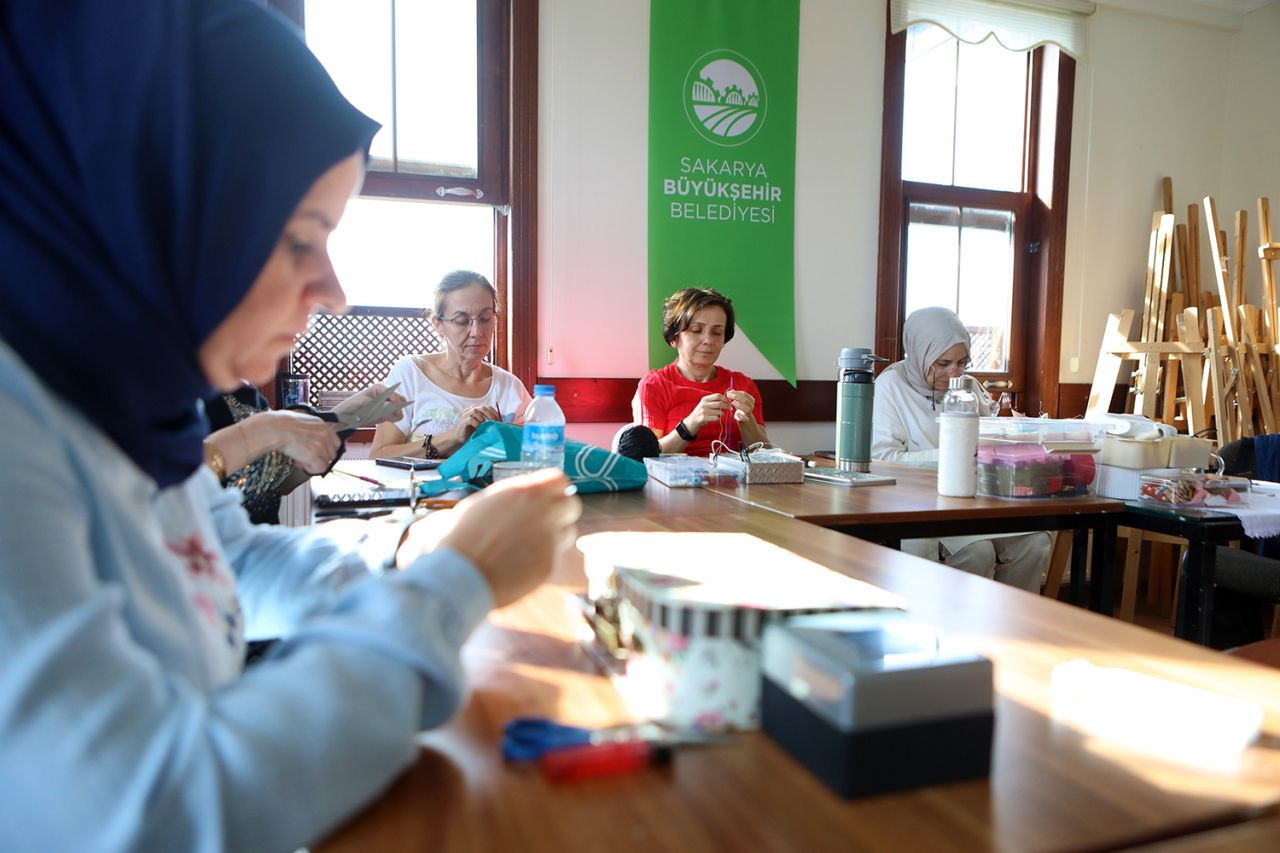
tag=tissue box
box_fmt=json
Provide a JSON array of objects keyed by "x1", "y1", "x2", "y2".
[
  {"x1": 761, "y1": 612, "x2": 994, "y2": 798},
  {"x1": 577, "y1": 532, "x2": 904, "y2": 729},
  {"x1": 711, "y1": 450, "x2": 804, "y2": 484}
]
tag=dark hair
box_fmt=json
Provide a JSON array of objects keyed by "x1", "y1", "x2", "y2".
[
  {"x1": 431, "y1": 270, "x2": 498, "y2": 320},
  {"x1": 661, "y1": 287, "x2": 735, "y2": 345}
]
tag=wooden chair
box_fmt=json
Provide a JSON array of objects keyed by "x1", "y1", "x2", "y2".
[{"x1": 1042, "y1": 527, "x2": 1185, "y2": 622}]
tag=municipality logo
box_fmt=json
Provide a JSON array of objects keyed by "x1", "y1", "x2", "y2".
[{"x1": 683, "y1": 49, "x2": 767, "y2": 147}]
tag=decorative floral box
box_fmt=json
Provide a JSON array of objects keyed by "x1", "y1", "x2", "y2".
[{"x1": 578, "y1": 531, "x2": 904, "y2": 730}]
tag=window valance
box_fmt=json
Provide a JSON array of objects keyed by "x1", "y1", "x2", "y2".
[{"x1": 889, "y1": 0, "x2": 1093, "y2": 59}]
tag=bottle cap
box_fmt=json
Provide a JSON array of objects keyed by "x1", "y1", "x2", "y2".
[
  {"x1": 948, "y1": 377, "x2": 966, "y2": 390},
  {"x1": 838, "y1": 347, "x2": 873, "y2": 371},
  {"x1": 533, "y1": 384, "x2": 556, "y2": 397}
]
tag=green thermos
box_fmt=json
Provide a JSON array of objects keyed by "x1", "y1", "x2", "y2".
[{"x1": 835, "y1": 348, "x2": 882, "y2": 472}]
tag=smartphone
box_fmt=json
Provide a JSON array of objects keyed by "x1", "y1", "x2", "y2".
[
  {"x1": 803, "y1": 469, "x2": 896, "y2": 487},
  {"x1": 375, "y1": 456, "x2": 443, "y2": 470}
]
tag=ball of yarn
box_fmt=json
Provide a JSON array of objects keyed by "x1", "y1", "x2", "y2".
[{"x1": 613, "y1": 425, "x2": 661, "y2": 460}]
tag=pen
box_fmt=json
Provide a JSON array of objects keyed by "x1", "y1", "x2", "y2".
[
  {"x1": 332, "y1": 468, "x2": 386, "y2": 488},
  {"x1": 315, "y1": 509, "x2": 393, "y2": 522}
]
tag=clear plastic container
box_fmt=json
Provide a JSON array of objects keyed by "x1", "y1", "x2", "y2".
[
  {"x1": 520, "y1": 384, "x2": 565, "y2": 470},
  {"x1": 1138, "y1": 473, "x2": 1251, "y2": 507},
  {"x1": 644, "y1": 455, "x2": 738, "y2": 487},
  {"x1": 976, "y1": 418, "x2": 1105, "y2": 499}
]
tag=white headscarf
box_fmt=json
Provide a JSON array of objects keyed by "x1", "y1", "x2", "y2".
[{"x1": 881, "y1": 307, "x2": 973, "y2": 404}]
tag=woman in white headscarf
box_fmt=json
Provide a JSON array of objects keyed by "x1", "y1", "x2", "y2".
[{"x1": 872, "y1": 307, "x2": 1049, "y2": 593}]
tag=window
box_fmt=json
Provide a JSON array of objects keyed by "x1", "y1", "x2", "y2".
[
  {"x1": 876, "y1": 20, "x2": 1076, "y2": 415},
  {"x1": 299, "y1": 0, "x2": 507, "y2": 311},
  {"x1": 904, "y1": 203, "x2": 1015, "y2": 372},
  {"x1": 264, "y1": 0, "x2": 537, "y2": 402}
]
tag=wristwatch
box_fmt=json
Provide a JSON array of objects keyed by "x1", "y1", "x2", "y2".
[
  {"x1": 675, "y1": 420, "x2": 697, "y2": 442},
  {"x1": 423, "y1": 434, "x2": 440, "y2": 459}
]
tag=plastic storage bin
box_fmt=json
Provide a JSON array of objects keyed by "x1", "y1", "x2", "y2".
[
  {"x1": 644, "y1": 455, "x2": 737, "y2": 487},
  {"x1": 976, "y1": 418, "x2": 1104, "y2": 499},
  {"x1": 1138, "y1": 473, "x2": 1251, "y2": 507}
]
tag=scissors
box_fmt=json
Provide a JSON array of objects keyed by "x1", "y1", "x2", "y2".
[
  {"x1": 502, "y1": 716, "x2": 734, "y2": 782},
  {"x1": 501, "y1": 716, "x2": 724, "y2": 762},
  {"x1": 322, "y1": 383, "x2": 409, "y2": 436}
]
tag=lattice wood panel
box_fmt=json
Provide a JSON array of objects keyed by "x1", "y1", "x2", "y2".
[
  {"x1": 289, "y1": 311, "x2": 442, "y2": 406},
  {"x1": 967, "y1": 325, "x2": 1005, "y2": 374}
]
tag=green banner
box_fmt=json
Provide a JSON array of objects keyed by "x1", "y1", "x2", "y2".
[{"x1": 648, "y1": 0, "x2": 799, "y2": 385}]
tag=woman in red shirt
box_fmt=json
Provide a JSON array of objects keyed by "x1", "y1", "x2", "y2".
[{"x1": 632, "y1": 287, "x2": 769, "y2": 456}]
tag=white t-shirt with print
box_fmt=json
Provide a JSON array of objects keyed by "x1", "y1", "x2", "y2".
[{"x1": 386, "y1": 355, "x2": 532, "y2": 442}]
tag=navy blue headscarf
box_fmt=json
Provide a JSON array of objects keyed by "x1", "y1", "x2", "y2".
[{"x1": 0, "y1": 0, "x2": 378, "y2": 486}]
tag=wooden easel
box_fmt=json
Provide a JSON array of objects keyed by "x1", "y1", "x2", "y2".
[{"x1": 1085, "y1": 306, "x2": 1208, "y2": 433}]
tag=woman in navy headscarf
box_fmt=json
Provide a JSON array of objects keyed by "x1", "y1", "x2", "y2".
[{"x1": 0, "y1": 2, "x2": 579, "y2": 849}]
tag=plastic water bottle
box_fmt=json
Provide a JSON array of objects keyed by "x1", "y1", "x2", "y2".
[
  {"x1": 937, "y1": 377, "x2": 979, "y2": 497},
  {"x1": 520, "y1": 384, "x2": 566, "y2": 470}
]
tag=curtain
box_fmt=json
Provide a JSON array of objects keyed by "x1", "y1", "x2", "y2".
[{"x1": 889, "y1": 0, "x2": 1093, "y2": 59}]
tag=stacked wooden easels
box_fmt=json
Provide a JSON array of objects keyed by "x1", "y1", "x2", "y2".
[{"x1": 1086, "y1": 190, "x2": 1280, "y2": 443}]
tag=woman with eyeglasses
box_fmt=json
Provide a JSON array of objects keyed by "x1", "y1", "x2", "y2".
[
  {"x1": 371, "y1": 270, "x2": 531, "y2": 460},
  {"x1": 0, "y1": 2, "x2": 580, "y2": 848},
  {"x1": 872, "y1": 307, "x2": 1050, "y2": 592}
]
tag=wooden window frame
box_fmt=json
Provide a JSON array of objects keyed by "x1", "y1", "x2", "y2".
[
  {"x1": 874, "y1": 23, "x2": 1076, "y2": 417},
  {"x1": 264, "y1": 0, "x2": 538, "y2": 397},
  {"x1": 273, "y1": 0, "x2": 510, "y2": 205}
]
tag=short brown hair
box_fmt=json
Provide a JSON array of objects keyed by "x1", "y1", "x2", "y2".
[
  {"x1": 661, "y1": 287, "x2": 736, "y2": 345},
  {"x1": 431, "y1": 270, "x2": 498, "y2": 320}
]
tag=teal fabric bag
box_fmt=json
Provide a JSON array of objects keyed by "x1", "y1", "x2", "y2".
[{"x1": 417, "y1": 421, "x2": 648, "y2": 496}]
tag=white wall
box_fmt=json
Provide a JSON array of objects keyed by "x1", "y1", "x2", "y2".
[
  {"x1": 540, "y1": 0, "x2": 885, "y2": 451},
  {"x1": 1060, "y1": 6, "x2": 1233, "y2": 382},
  {"x1": 539, "y1": 0, "x2": 1280, "y2": 449},
  {"x1": 1218, "y1": 2, "x2": 1280, "y2": 305}
]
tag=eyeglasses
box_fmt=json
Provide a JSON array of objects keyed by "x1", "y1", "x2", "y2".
[{"x1": 441, "y1": 312, "x2": 496, "y2": 330}]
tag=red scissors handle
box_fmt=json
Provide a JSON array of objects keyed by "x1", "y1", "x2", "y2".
[{"x1": 539, "y1": 740, "x2": 673, "y2": 783}]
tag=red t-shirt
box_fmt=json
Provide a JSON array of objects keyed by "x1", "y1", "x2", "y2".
[{"x1": 632, "y1": 362, "x2": 765, "y2": 457}]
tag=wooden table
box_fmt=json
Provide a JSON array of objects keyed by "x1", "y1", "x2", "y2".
[
  {"x1": 1127, "y1": 815, "x2": 1280, "y2": 851},
  {"x1": 318, "y1": 497, "x2": 1280, "y2": 853},
  {"x1": 704, "y1": 462, "x2": 1127, "y2": 614}
]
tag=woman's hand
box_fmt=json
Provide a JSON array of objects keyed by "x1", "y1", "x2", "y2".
[
  {"x1": 726, "y1": 389, "x2": 756, "y2": 424},
  {"x1": 398, "y1": 467, "x2": 581, "y2": 607},
  {"x1": 332, "y1": 383, "x2": 408, "y2": 425},
  {"x1": 685, "y1": 393, "x2": 731, "y2": 434},
  {"x1": 443, "y1": 405, "x2": 501, "y2": 448},
  {"x1": 248, "y1": 410, "x2": 341, "y2": 473}
]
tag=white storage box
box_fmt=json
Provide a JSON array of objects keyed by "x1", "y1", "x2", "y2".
[
  {"x1": 1167, "y1": 435, "x2": 1214, "y2": 468},
  {"x1": 578, "y1": 532, "x2": 904, "y2": 729},
  {"x1": 1099, "y1": 435, "x2": 1213, "y2": 470},
  {"x1": 1100, "y1": 437, "x2": 1170, "y2": 469}
]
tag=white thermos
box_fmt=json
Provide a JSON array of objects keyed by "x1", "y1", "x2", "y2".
[{"x1": 937, "y1": 377, "x2": 978, "y2": 497}]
